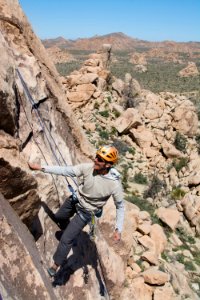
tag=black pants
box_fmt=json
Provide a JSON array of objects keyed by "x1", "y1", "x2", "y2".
[{"x1": 53, "y1": 197, "x2": 90, "y2": 266}]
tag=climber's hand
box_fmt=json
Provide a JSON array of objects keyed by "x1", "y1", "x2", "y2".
[
  {"x1": 113, "y1": 229, "x2": 121, "y2": 242},
  {"x1": 28, "y1": 162, "x2": 42, "y2": 171}
]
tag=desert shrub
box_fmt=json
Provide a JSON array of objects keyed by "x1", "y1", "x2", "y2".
[
  {"x1": 121, "y1": 164, "x2": 130, "y2": 191},
  {"x1": 56, "y1": 61, "x2": 82, "y2": 76},
  {"x1": 113, "y1": 110, "x2": 121, "y2": 118},
  {"x1": 173, "y1": 244, "x2": 190, "y2": 251},
  {"x1": 99, "y1": 129, "x2": 109, "y2": 140},
  {"x1": 176, "y1": 227, "x2": 196, "y2": 244},
  {"x1": 67, "y1": 49, "x2": 93, "y2": 56},
  {"x1": 193, "y1": 252, "x2": 200, "y2": 266},
  {"x1": 176, "y1": 253, "x2": 196, "y2": 271},
  {"x1": 113, "y1": 139, "x2": 135, "y2": 155},
  {"x1": 126, "y1": 194, "x2": 164, "y2": 225},
  {"x1": 110, "y1": 127, "x2": 117, "y2": 136},
  {"x1": 172, "y1": 157, "x2": 188, "y2": 172},
  {"x1": 94, "y1": 102, "x2": 100, "y2": 109},
  {"x1": 123, "y1": 279, "x2": 129, "y2": 288},
  {"x1": 184, "y1": 261, "x2": 196, "y2": 271},
  {"x1": 133, "y1": 172, "x2": 148, "y2": 184},
  {"x1": 173, "y1": 132, "x2": 187, "y2": 152},
  {"x1": 99, "y1": 110, "x2": 109, "y2": 118},
  {"x1": 136, "y1": 259, "x2": 145, "y2": 271},
  {"x1": 161, "y1": 251, "x2": 170, "y2": 262},
  {"x1": 125, "y1": 194, "x2": 155, "y2": 215},
  {"x1": 144, "y1": 175, "x2": 166, "y2": 199},
  {"x1": 171, "y1": 187, "x2": 186, "y2": 200},
  {"x1": 106, "y1": 95, "x2": 112, "y2": 103},
  {"x1": 128, "y1": 147, "x2": 135, "y2": 155},
  {"x1": 176, "y1": 253, "x2": 185, "y2": 264}
]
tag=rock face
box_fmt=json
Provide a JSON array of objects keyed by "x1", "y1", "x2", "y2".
[
  {"x1": 0, "y1": 193, "x2": 56, "y2": 300},
  {"x1": 0, "y1": 33, "x2": 17, "y2": 135}
]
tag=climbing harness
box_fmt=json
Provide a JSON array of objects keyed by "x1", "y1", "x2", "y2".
[{"x1": 89, "y1": 209, "x2": 102, "y2": 240}]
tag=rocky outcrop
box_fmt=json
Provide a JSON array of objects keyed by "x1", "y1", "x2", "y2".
[
  {"x1": 130, "y1": 53, "x2": 147, "y2": 65},
  {"x1": 46, "y1": 46, "x2": 75, "y2": 63},
  {"x1": 62, "y1": 44, "x2": 112, "y2": 109},
  {"x1": 178, "y1": 62, "x2": 199, "y2": 77}
]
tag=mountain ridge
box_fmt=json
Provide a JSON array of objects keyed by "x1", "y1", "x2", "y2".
[{"x1": 42, "y1": 32, "x2": 200, "y2": 51}]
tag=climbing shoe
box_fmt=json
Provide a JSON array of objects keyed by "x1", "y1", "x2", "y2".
[{"x1": 47, "y1": 267, "x2": 57, "y2": 277}]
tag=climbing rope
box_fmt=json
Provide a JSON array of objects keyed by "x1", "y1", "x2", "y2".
[
  {"x1": 94, "y1": 224, "x2": 110, "y2": 300},
  {"x1": 15, "y1": 83, "x2": 62, "y2": 200},
  {"x1": 16, "y1": 68, "x2": 77, "y2": 198}
]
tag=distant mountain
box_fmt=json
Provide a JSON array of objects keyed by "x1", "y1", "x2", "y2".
[
  {"x1": 42, "y1": 32, "x2": 200, "y2": 52},
  {"x1": 42, "y1": 32, "x2": 141, "y2": 50},
  {"x1": 42, "y1": 36, "x2": 74, "y2": 49}
]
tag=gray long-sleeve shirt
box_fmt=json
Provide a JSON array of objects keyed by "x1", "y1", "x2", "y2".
[{"x1": 42, "y1": 163, "x2": 124, "y2": 232}]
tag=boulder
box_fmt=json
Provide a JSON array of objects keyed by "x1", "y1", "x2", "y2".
[
  {"x1": 162, "y1": 139, "x2": 184, "y2": 158},
  {"x1": 150, "y1": 224, "x2": 167, "y2": 254},
  {"x1": 172, "y1": 101, "x2": 198, "y2": 137},
  {"x1": 156, "y1": 207, "x2": 180, "y2": 230},
  {"x1": 142, "y1": 268, "x2": 170, "y2": 285},
  {"x1": 114, "y1": 108, "x2": 142, "y2": 134},
  {"x1": 130, "y1": 126, "x2": 154, "y2": 149}
]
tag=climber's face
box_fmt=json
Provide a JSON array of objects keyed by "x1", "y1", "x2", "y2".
[{"x1": 93, "y1": 155, "x2": 112, "y2": 172}]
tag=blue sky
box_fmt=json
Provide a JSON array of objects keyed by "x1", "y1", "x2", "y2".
[{"x1": 19, "y1": 0, "x2": 200, "y2": 42}]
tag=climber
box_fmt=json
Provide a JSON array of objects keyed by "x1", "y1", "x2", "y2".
[{"x1": 28, "y1": 145, "x2": 125, "y2": 277}]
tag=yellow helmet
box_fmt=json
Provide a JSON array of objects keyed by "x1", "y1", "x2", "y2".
[{"x1": 96, "y1": 145, "x2": 118, "y2": 164}]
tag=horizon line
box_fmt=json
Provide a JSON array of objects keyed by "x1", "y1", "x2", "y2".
[{"x1": 41, "y1": 32, "x2": 200, "y2": 44}]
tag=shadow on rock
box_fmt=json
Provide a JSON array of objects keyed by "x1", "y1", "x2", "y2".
[
  {"x1": 52, "y1": 231, "x2": 107, "y2": 297},
  {"x1": 39, "y1": 201, "x2": 107, "y2": 296},
  {"x1": 40, "y1": 201, "x2": 58, "y2": 224},
  {"x1": 30, "y1": 201, "x2": 58, "y2": 241},
  {"x1": 52, "y1": 263, "x2": 74, "y2": 287}
]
